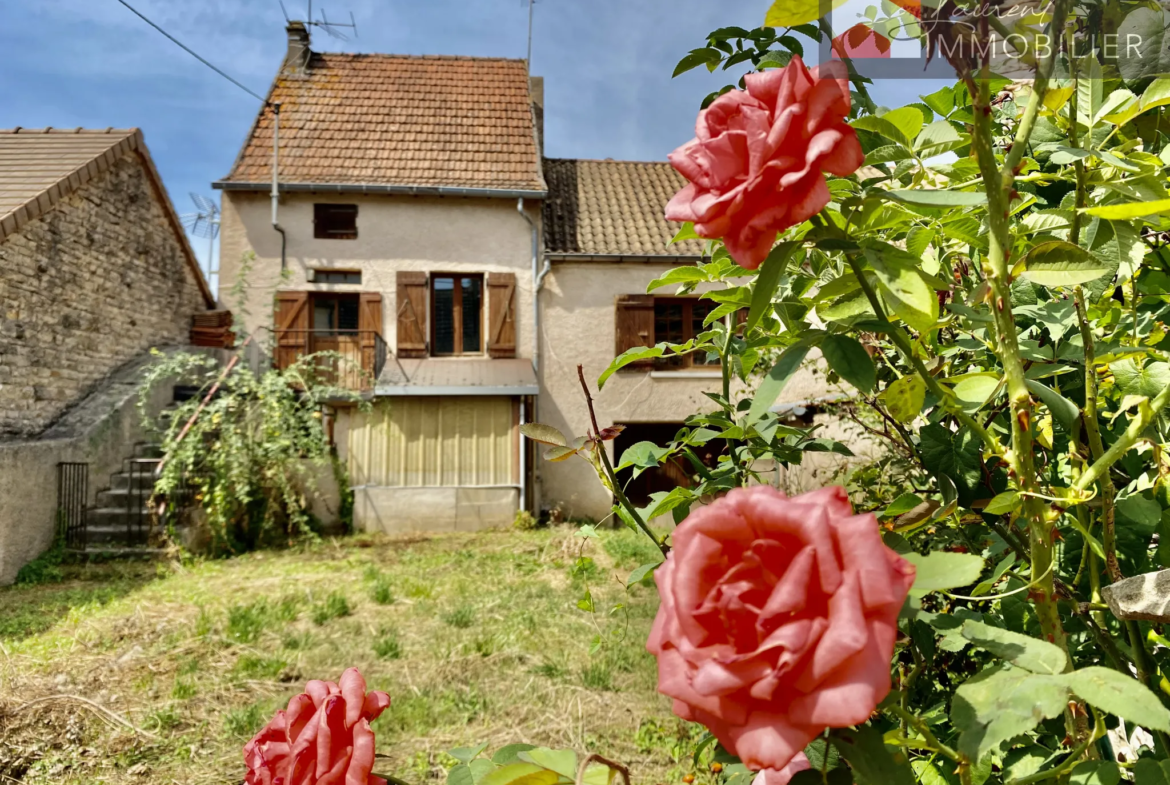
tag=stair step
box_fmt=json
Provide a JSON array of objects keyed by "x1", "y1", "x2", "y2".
[
  {"x1": 83, "y1": 522, "x2": 152, "y2": 546},
  {"x1": 111, "y1": 472, "x2": 158, "y2": 491},
  {"x1": 86, "y1": 507, "x2": 153, "y2": 529},
  {"x1": 95, "y1": 487, "x2": 155, "y2": 508}
]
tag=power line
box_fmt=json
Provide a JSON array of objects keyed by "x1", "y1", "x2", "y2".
[{"x1": 114, "y1": 0, "x2": 269, "y2": 105}]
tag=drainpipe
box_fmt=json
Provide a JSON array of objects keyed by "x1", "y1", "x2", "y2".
[
  {"x1": 271, "y1": 102, "x2": 287, "y2": 272},
  {"x1": 519, "y1": 396, "x2": 528, "y2": 514},
  {"x1": 517, "y1": 198, "x2": 540, "y2": 373}
]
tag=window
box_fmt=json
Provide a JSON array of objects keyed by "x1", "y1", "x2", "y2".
[
  {"x1": 311, "y1": 269, "x2": 362, "y2": 284},
  {"x1": 314, "y1": 204, "x2": 358, "y2": 239},
  {"x1": 431, "y1": 275, "x2": 483, "y2": 355},
  {"x1": 614, "y1": 423, "x2": 728, "y2": 506},
  {"x1": 653, "y1": 298, "x2": 720, "y2": 369},
  {"x1": 312, "y1": 294, "x2": 359, "y2": 336}
]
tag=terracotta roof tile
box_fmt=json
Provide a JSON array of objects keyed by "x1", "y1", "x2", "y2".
[
  {"x1": 543, "y1": 158, "x2": 705, "y2": 258},
  {"x1": 221, "y1": 53, "x2": 545, "y2": 192}
]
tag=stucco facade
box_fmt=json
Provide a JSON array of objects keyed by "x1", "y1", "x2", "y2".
[
  {"x1": 534, "y1": 261, "x2": 843, "y2": 521},
  {"x1": 218, "y1": 191, "x2": 540, "y2": 353}
]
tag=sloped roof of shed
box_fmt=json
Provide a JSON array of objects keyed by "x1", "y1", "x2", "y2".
[
  {"x1": 542, "y1": 158, "x2": 706, "y2": 259},
  {"x1": 218, "y1": 53, "x2": 546, "y2": 194},
  {"x1": 0, "y1": 127, "x2": 213, "y2": 306}
]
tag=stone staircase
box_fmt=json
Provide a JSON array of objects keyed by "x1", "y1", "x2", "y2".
[{"x1": 82, "y1": 443, "x2": 166, "y2": 551}]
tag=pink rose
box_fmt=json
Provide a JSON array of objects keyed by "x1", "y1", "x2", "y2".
[
  {"x1": 244, "y1": 667, "x2": 391, "y2": 785},
  {"x1": 665, "y1": 56, "x2": 864, "y2": 270},
  {"x1": 646, "y1": 486, "x2": 915, "y2": 782}
]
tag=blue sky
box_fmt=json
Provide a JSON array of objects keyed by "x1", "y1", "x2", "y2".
[{"x1": 1, "y1": 0, "x2": 941, "y2": 278}]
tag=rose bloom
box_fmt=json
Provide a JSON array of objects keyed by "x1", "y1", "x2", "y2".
[
  {"x1": 665, "y1": 56, "x2": 863, "y2": 270},
  {"x1": 647, "y1": 486, "x2": 915, "y2": 782},
  {"x1": 244, "y1": 667, "x2": 391, "y2": 785}
]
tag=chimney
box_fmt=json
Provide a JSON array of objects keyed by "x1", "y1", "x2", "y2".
[
  {"x1": 529, "y1": 76, "x2": 544, "y2": 158},
  {"x1": 284, "y1": 21, "x2": 311, "y2": 73}
]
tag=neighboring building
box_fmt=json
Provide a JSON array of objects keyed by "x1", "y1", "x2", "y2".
[
  {"x1": 215, "y1": 24, "x2": 841, "y2": 532},
  {"x1": 0, "y1": 127, "x2": 215, "y2": 584}
]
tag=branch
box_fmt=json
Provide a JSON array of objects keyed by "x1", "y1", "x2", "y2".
[
  {"x1": 576, "y1": 754, "x2": 631, "y2": 785},
  {"x1": 1005, "y1": 708, "x2": 1101, "y2": 785},
  {"x1": 1073, "y1": 382, "x2": 1170, "y2": 494}
]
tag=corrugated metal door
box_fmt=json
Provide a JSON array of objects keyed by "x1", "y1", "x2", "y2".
[{"x1": 348, "y1": 397, "x2": 517, "y2": 487}]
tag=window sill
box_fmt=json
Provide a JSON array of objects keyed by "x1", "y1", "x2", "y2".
[{"x1": 649, "y1": 370, "x2": 722, "y2": 379}]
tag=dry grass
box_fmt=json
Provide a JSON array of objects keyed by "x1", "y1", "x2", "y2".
[{"x1": 0, "y1": 528, "x2": 701, "y2": 785}]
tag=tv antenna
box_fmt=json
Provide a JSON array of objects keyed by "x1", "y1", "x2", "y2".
[
  {"x1": 180, "y1": 193, "x2": 221, "y2": 291},
  {"x1": 279, "y1": 0, "x2": 358, "y2": 40},
  {"x1": 526, "y1": 0, "x2": 536, "y2": 69}
]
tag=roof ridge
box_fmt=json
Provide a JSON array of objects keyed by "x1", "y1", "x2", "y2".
[
  {"x1": 545, "y1": 156, "x2": 674, "y2": 166},
  {"x1": 0, "y1": 127, "x2": 137, "y2": 136},
  {"x1": 314, "y1": 52, "x2": 529, "y2": 64}
]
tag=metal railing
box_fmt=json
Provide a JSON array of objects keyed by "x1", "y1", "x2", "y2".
[
  {"x1": 272, "y1": 330, "x2": 387, "y2": 391},
  {"x1": 57, "y1": 462, "x2": 88, "y2": 550}
]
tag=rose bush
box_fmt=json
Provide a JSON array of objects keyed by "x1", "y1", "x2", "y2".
[
  {"x1": 665, "y1": 55, "x2": 862, "y2": 270},
  {"x1": 647, "y1": 487, "x2": 914, "y2": 782},
  {"x1": 244, "y1": 668, "x2": 391, "y2": 785}
]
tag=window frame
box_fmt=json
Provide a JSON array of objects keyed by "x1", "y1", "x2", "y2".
[
  {"x1": 429, "y1": 273, "x2": 485, "y2": 356},
  {"x1": 313, "y1": 203, "x2": 359, "y2": 240},
  {"x1": 652, "y1": 296, "x2": 721, "y2": 369},
  {"x1": 311, "y1": 269, "x2": 362, "y2": 285}
]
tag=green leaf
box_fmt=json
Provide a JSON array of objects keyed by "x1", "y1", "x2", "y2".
[
  {"x1": 911, "y1": 760, "x2": 958, "y2": 785},
  {"x1": 831, "y1": 725, "x2": 915, "y2": 785},
  {"x1": 1018, "y1": 241, "x2": 1111, "y2": 288},
  {"x1": 747, "y1": 242, "x2": 800, "y2": 331},
  {"x1": 950, "y1": 373, "x2": 1000, "y2": 412},
  {"x1": 984, "y1": 491, "x2": 1020, "y2": 516},
  {"x1": 905, "y1": 551, "x2": 986, "y2": 596},
  {"x1": 1112, "y1": 359, "x2": 1170, "y2": 400},
  {"x1": 1083, "y1": 199, "x2": 1170, "y2": 220},
  {"x1": 647, "y1": 266, "x2": 708, "y2": 292},
  {"x1": 961, "y1": 620, "x2": 1068, "y2": 674},
  {"x1": 673, "y1": 48, "x2": 722, "y2": 78},
  {"x1": 882, "y1": 493, "x2": 925, "y2": 518},
  {"x1": 1069, "y1": 761, "x2": 1122, "y2": 785},
  {"x1": 952, "y1": 667, "x2": 1071, "y2": 764},
  {"x1": 627, "y1": 562, "x2": 660, "y2": 588},
  {"x1": 491, "y1": 745, "x2": 538, "y2": 766},
  {"x1": 1024, "y1": 380, "x2": 1082, "y2": 435},
  {"x1": 883, "y1": 190, "x2": 988, "y2": 207},
  {"x1": 1066, "y1": 667, "x2": 1170, "y2": 732},
  {"x1": 1077, "y1": 56, "x2": 1103, "y2": 129},
  {"x1": 748, "y1": 344, "x2": 810, "y2": 424},
  {"x1": 916, "y1": 121, "x2": 965, "y2": 158},
  {"x1": 520, "y1": 424, "x2": 568, "y2": 447},
  {"x1": 818, "y1": 287, "x2": 875, "y2": 322},
  {"x1": 821, "y1": 334, "x2": 876, "y2": 393},
  {"x1": 1134, "y1": 759, "x2": 1170, "y2": 785},
  {"x1": 865, "y1": 248, "x2": 939, "y2": 333},
  {"x1": 478, "y1": 763, "x2": 560, "y2": 785},
  {"x1": 852, "y1": 115, "x2": 914, "y2": 149},
  {"x1": 598, "y1": 345, "x2": 664, "y2": 388},
  {"x1": 765, "y1": 0, "x2": 849, "y2": 26},
  {"x1": 918, "y1": 423, "x2": 982, "y2": 499},
  {"x1": 921, "y1": 85, "x2": 955, "y2": 117},
  {"x1": 616, "y1": 441, "x2": 672, "y2": 471},
  {"x1": 881, "y1": 376, "x2": 926, "y2": 422},
  {"x1": 882, "y1": 107, "x2": 925, "y2": 145},
  {"x1": 670, "y1": 222, "x2": 701, "y2": 245},
  {"x1": 517, "y1": 749, "x2": 578, "y2": 780},
  {"x1": 449, "y1": 744, "x2": 490, "y2": 764},
  {"x1": 1142, "y1": 77, "x2": 1170, "y2": 111}
]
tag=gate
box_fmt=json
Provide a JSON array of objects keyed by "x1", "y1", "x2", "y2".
[{"x1": 57, "y1": 462, "x2": 88, "y2": 550}]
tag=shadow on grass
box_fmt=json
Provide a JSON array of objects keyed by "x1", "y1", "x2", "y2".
[{"x1": 0, "y1": 560, "x2": 160, "y2": 642}]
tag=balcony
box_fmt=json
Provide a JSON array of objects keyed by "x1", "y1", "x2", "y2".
[{"x1": 273, "y1": 330, "x2": 388, "y2": 392}]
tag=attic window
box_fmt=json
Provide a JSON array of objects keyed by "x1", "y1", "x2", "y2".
[
  {"x1": 312, "y1": 269, "x2": 362, "y2": 284},
  {"x1": 314, "y1": 204, "x2": 358, "y2": 240}
]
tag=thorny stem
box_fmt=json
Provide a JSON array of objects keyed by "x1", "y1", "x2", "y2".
[
  {"x1": 1005, "y1": 708, "x2": 1103, "y2": 784},
  {"x1": 1074, "y1": 287, "x2": 1121, "y2": 581},
  {"x1": 576, "y1": 365, "x2": 669, "y2": 557},
  {"x1": 967, "y1": 0, "x2": 1072, "y2": 668},
  {"x1": 1074, "y1": 381, "x2": 1170, "y2": 495}
]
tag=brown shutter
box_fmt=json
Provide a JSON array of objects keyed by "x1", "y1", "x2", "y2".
[
  {"x1": 359, "y1": 292, "x2": 383, "y2": 376},
  {"x1": 487, "y1": 272, "x2": 517, "y2": 358},
  {"x1": 274, "y1": 291, "x2": 310, "y2": 371},
  {"x1": 614, "y1": 294, "x2": 655, "y2": 369},
  {"x1": 396, "y1": 271, "x2": 429, "y2": 358}
]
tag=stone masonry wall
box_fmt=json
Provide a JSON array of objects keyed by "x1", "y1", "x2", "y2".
[{"x1": 0, "y1": 151, "x2": 209, "y2": 438}]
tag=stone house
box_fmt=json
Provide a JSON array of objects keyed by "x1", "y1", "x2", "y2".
[
  {"x1": 0, "y1": 127, "x2": 216, "y2": 583},
  {"x1": 214, "y1": 24, "x2": 844, "y2": 532}
]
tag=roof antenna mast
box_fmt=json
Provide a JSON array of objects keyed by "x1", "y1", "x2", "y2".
[
  {"x1": 279, "y1": 0, "x2": 358, "y2": 40},
  {"x1": 526, "y1": 0, "x2": 536, "y2": 71}
]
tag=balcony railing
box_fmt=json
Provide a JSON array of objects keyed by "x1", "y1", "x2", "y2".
[{"x1": 273, "y1": 330, "x2": 387, "y2": 392}]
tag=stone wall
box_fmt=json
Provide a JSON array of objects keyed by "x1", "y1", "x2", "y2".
[{"x1": 0, "y1": 151, "x2": 210, "y2": 438}]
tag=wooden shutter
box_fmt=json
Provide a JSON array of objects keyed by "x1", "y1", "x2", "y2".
[
  {"x1": 359, "y1": 292, "x2": 383, "y2": 377},
  {"x1": 274, "y1": 291, "x2": 310, "y2": 371},
  {"x1": 396, "y1": 271, "x2": 429, "y2": 358},
  {"x1": 487, "y1": 272, "x2": 517, "y2": 358},
  {"x1": 614, "y1": 294, "x2": 655, "y2": 369}
]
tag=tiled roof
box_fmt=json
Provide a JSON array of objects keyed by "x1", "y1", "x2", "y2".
[
  {"x1": 219, "y1": 53, "x2": 546, "y2": 193},
  {"x1": 543, "y1": 158, "x2": 706, "y2": 259},
  {"x1": 0, "y1": 127, "x2": 214, "y2": 306}
]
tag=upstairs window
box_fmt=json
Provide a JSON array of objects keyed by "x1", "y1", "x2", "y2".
[
  {"x1": 431, "y1": 274, "x2": 483, "y2": 355},
  {"x1": 653, "y1": 298, "x2": 720, "y2": 369},
  {"x1": 314, "y1": 204, "x2": 358, "y2": 240}
]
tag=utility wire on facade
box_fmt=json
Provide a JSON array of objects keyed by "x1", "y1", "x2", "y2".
[{"x1": 114, "y1": 0, "x2": 270, "y2": 105}]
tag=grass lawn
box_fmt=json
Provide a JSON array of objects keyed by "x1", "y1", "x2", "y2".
[{"x1": 0, "y1": 528, "x2": 701, "y2": 785}]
